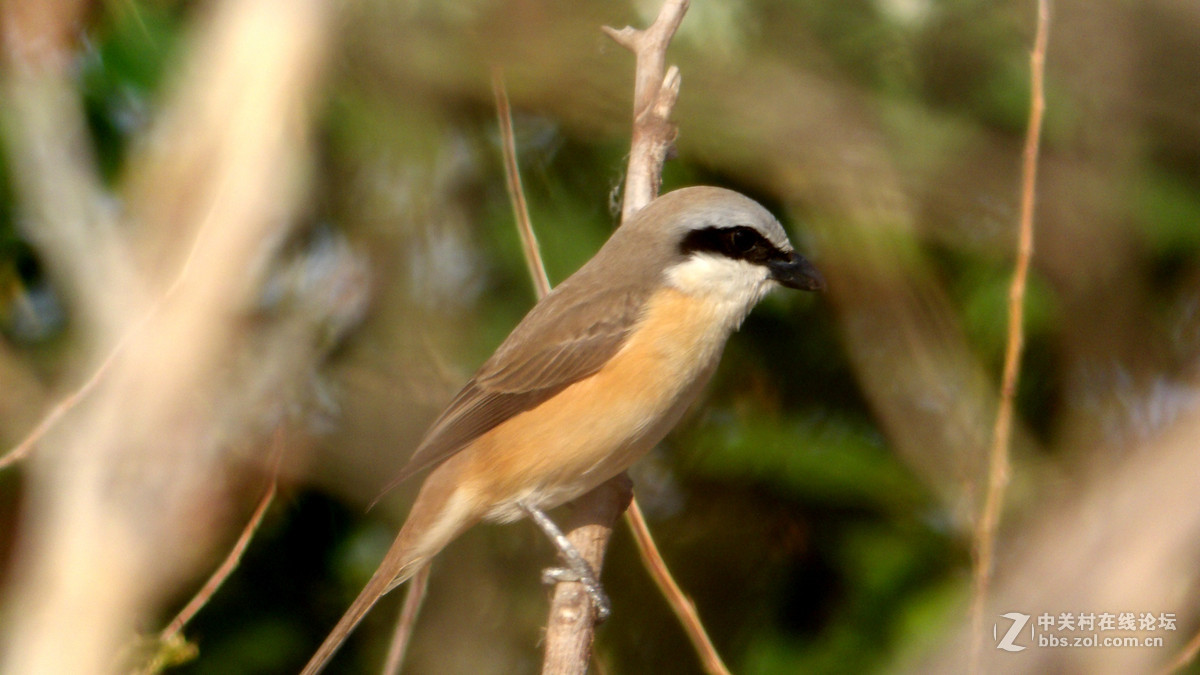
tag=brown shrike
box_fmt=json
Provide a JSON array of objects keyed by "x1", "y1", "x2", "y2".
[{"x1": 301, "y1": 186, "x2": 824, "y2": 673}]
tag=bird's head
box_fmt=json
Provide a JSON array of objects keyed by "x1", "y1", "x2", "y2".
[{"x1": 623, "y1": 187, "x2": 824, "y2": 311}]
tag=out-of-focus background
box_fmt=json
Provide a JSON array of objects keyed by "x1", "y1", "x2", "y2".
[{"x1": 2, "y1": 0, "x2": 1199, "y2": 673}]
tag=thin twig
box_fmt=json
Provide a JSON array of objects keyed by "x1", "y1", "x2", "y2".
[
  {"x1": 0, "y1": 332, "x2": 130, "y2": 470},
  {"x1": 624, "y1": 500, "x2": 731, "y2": 675},
  {"x1": 380, "y1": 565, "x2": 430, "y2": 675},
  {"x1": 159, "y1": 427, "x2": 288, "y2": 642},
  {"x1": 0, "y1": 173, "x2": 231, "y2": 472},
  {"x1": 969, "y1": 0, "x2": 1050, "y2": 671},
  {"x1": 492, "y1": 68, "x2": 551, "y2": 299}
]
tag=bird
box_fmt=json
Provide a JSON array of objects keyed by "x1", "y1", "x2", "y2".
[{"x1": 301, "y1": 185, "x2": 824, "y2": 674}]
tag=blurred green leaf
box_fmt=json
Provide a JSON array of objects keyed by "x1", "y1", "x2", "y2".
[
  {"x1": 1137, "y1": 167, "x2": 1200, "y2": 257},
  {"x1": 961, "y1": 266, "x2": 1057, "y2": 365},
  {"x1": 79, "y1": 3, "x2": 183, "y2": 180},
  {"x1": 681, "y1": 409, "x2": 928, "y2": 512}
]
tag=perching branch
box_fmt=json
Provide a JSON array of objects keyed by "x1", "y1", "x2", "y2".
[
  {"x1": 968, "y1": 0, "x2": 1050, "y2": 671},
  {"x1": 497, "y1": 6, "x2": 718, "y2": 673},
  {"x1": 491, "y1": 66, "x2": 615, "y2": 675},
  {"x1": 490, "y1": 68, "x2": 619, "y2": 675},
  {"x1": 539, "y1": 2, "x2": 690, "y2": 673},
  {"x1": 541, "y1": 475, "x2": 633, "y2": 675}
]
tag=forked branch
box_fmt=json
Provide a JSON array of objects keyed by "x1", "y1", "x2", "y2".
[{"x1": 602, "y1": 0, "x2": 689, "y2": 223}]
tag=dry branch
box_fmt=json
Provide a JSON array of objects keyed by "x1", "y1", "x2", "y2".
[
  {"x1": 541, "y1": 475, "x2": 633, "y2": 675},
  {"x1": 969, "y1": 0, "x2": 1050, "y2": 670},
  {"x1": 539, "y1": 2, "x2": 690, "y2": 673},
  {"x1": 625, "y1": 500, "x2": 731, "y2": 675},
  {"x1": 493, "y1": 69, "x2": 551, "y2": 299},
  {"x1": 602, "y1": 0, "x2": 688, "y2": 223},
  {"x1": 380, "y1": 566, "x2": 431, "y2": 675},
  {"x1": 0, "y1": 0, "x2": 333, "y2": 672}
]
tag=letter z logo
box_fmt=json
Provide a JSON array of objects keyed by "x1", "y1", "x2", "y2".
[{"x1": 994, "y1": 612, "x2": 1031, "y2": 652}]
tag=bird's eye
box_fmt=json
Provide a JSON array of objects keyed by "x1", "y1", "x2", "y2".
[{"x1": 726, "y1": 228, "x2": 757, "y2": 255}]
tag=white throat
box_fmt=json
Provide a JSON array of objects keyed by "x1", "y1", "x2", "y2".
[{"x1": 664, "y1": 253, "x2": 775, "y2": 333}]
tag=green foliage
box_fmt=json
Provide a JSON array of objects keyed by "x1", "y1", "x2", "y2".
[
  {"x1": 682, "y1": 409, "x2": 925, "y2": 513},
  {"x1": 961, "y1": 265, "x2": 1057, "y2": 366},
  {"x1": 78, "y1": 3, "x2": 184, "y2": 181},
  {"x1": 1138, "y1": 166, "x2": 1200, "y2": 258},
  {"x1": 182, "y1": 620, "x2": 308, "y2": 675},
  {"x1": 123, "y1": 632, "x2": 199, "y2": 675}
]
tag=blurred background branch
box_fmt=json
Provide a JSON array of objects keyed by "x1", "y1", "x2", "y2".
[{"x1": 0, "y1": 0, "x2": 343, "y2": 672}]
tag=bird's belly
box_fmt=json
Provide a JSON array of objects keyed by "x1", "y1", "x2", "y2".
[{"x1": 468, "y1": 288, "x2": 727, "y2": 522}]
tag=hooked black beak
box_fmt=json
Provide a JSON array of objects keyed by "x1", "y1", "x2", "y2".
[{"x1": 768, "y1": 251, "x2": 825, "y2": 291}]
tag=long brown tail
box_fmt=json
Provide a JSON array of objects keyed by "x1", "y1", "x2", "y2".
[
  {"x1": 301, "y1": 469, "x2": 479, "y2": 674},
  {"x1": 299, "y1": 526, "x2": 425, "y2": 675}
]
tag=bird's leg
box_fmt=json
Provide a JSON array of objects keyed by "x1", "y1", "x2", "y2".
[{"x1": 518, "y1": 500, "x2": 612, "y2": 622}]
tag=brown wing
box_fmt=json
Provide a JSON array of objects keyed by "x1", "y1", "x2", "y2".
[{"x1": 373, "y1": 281, "x2": 649, "y2": 500}]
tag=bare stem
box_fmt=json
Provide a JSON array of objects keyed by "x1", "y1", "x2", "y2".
[
  {"x1": 159, "y1": 429, "x2": 287, "y2": 643},
  {"x1": 492, "y1": 68, "x2": 551, "y2": 299},
  {"x1": 380, "y1": 565, "x2": 430, "y2": 675},
  {"x1": 541, "y1": 475, "x2": 633, "y2": 675},
  {"x1": 969, "y1": 0, "x2": 1050, "y2": 671},
  {"x1": 539, "y1": 2, "x2": 691, "y2": 673},
  {"x1": 602, "y1": 0, "x2": 689, "y2": 221},
  {"x1": 624, "y1": 500, "x2": 731, "y2": 675}
]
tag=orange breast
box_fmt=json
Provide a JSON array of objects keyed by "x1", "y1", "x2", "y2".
[{"x1": 462, "y1": 287, "x2": 729, "y2": 521}]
